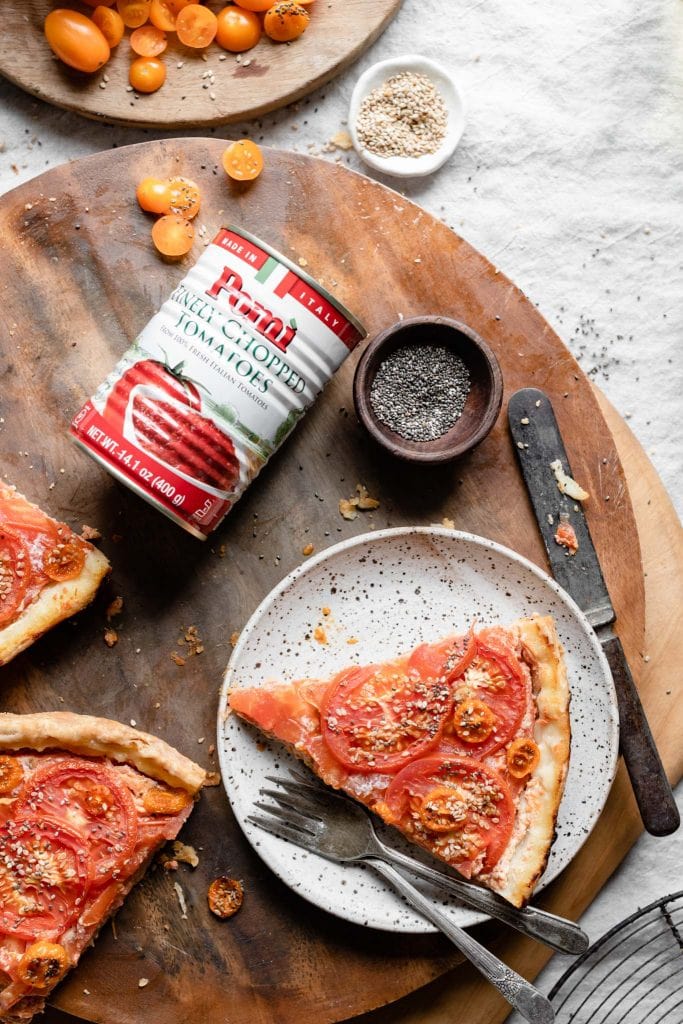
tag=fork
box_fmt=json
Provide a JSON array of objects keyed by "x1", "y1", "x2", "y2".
[
  {"x1": 248, "y1": 774, "x2": 561, "y2": 1024},
  {"x1": 252, "y1": 769, "x2": 587, "y2": 955}
]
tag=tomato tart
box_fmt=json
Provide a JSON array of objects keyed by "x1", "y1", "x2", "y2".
[
  {"x1": 229, "y1": 616, "x2": 570, "y2": 908},
  {"x1": 0, "y1": 485, "x2": 110, "y2": 666},
  {"x1": 0, "y1": 712, "x2": 206, "y2": 1022}
]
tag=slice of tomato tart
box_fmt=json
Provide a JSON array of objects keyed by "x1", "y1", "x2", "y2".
[
  {"x1": 0, "y1": 484, "x2": 110, "y2": 666},
  {"x1": 0, "y1": 712, "x2": 206, "y2": 1022},
  {"x1": 229, "y1": 615, "x2": 570, "y2": 908}
]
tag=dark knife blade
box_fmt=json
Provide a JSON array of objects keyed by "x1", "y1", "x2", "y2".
[{"x1": 508, "y1": 387, "x2": 679, "y2": 837}]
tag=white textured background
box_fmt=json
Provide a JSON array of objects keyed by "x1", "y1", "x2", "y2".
[{"x1": 0, "y1": 0, "x2": 681, "y2": 1016}]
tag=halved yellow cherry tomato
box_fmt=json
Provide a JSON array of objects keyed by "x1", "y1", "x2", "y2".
[
  {"x1": 149, "y1": 0, "x2": 178, "y2": 30},
  {"x1": 418, "y1": 786, "x2": 468, "y2": 834},
  {"x1": 453, "y1": 697, "x2": 496, "y2": 744},
  {"x1": 234, "y1": 0, "x2": 272, "y2": 10},
  {"x1": 130, "y1": 55, "x2": 166, "y2": 92},
  {"x1": 17, "y1": 942, "x2": 69, "y2": 990},
  {"x1": 130, "y1": 24, "x2": 167, "y2": 55},
  {"x1": 208, "y1": 876, "x2": 243, "y2": 918},
  {"x1": 43, "y1": 539, "x2": 86, "y2": 582},
  {"x1": 92, "y1": 6, "x2": 125, "y2": 46},
  {"x1": 222, "y1": 139, "x2": 264, "y2": 181},
  {"x1": 116, "y1": 0, "x2": 152, "y2": 28},
  {"x1": 506, "y1": 737, "x2": 541, "y2": 778},
  {"x1": 176, "y1": 5, "x2": 218, "y2": 47},
  {"x1": 0, "y1": 756, "x2": 23, "y2": 796},
  {"x1": 151, "y1": 215, "x2": 195, "y2": 258},
  {"x1": 216, "y1": 6, "x2": 261, "y2": 52},
  {"x1": 263, "y1": 2, "x2": 309, "y2": 42},
  {"x1": 142, "y1": 784, "x2": 192, "y2": 813},
  {"x1": 136, "y1": 176, "x2": 173, "y2": 214},
  {"x1": 168, "y1": 176, "x2": 201, "y2": 219},
  {"x1": 44, "y1": 10, "x2": 111, "y2": 73}
]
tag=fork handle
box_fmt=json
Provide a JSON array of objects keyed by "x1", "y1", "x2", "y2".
[
  {"x1": 369, "y1": 859, "x2": 554, "y2": 1024},
  {"x1": 369, "y1": 840, "x2": 587, "y2": 954}
]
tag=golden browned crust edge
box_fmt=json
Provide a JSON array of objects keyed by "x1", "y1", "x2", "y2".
[
  {"x1": 0, "y1": 712, "x2": 206, "y2": 793},
  {"x1": 0, "y1": 546, "x2": 111, "y2": 667},
  {"x1": 487, "y1": 615, "x2": 571, "y2": 907}
]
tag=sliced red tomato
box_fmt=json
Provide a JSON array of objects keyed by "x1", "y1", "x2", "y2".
[
  {"x1": 320, "y1": 661, "x2": 452, "y2": 774},
  {"x1": 0, "y1": 529, "x2": 29, "y2": 626},
  {"x1": 384, "y1": 755, "x2": 514, "y2": 873},
  {"x1": 408, "y1": 623, "x2": 477, "y2": 684},
  {"x1": 442, "y1": 626, "x2": 529, "y2": 758},
  {"x1": 0, "y1": 817, "x2": 91, "y2": 940},
  {"x1": 102, "y1": 358, "x2": 202, "y2": 434},
  {"x1": 14, "y1": 760, "x2": 138, "y2": 885}
]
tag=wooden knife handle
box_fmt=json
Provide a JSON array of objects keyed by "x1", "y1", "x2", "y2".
[{"x1": 602, "y1": 635, "x2": 680, "y2": 836}]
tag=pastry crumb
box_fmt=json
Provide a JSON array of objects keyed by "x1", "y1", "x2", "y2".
[
  {"x1": 229, "y1": 630, "x2": 240, "y2": 648},
  {"x1": 138, "y1": 978, "x2": 149, "y2": 989},
  {"x1": 302, "y1": 543, "x2": 315, "y2": 556},
  {"x1": 170, "y1": 652, "x2": 186, "y2": 667},
  {"x1": 106, "y1": 596, "x2": 124, "y2": 620},
  {"x1": 442, "y1": 516, "x2": 455, "y2": 529},
  {"x1": 81, "y1": 524, "x2": 102, "y2": 540},
  {"x1": 313, "y1": 625, "x2": 328, "y2": 644},
  {"x1": 104, "y1": 628, "x2": 118, "y2": 648},
  {"x1": 173, "y1": 841, "x2": 199, "y2": 868}
]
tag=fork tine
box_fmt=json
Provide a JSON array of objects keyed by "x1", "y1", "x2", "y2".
[
  {"x1": 265, "y1": 774, "x2": 345, "y2": 811},
  {"x1": 260, "y1": 785, "x2": 327, "y2": 819},
  {"x1": 246, "y1": 814, "x2": 318, "y2": 851},
  {"x1": 252, "y1": 800, "x2": 319, "y2": 836}
]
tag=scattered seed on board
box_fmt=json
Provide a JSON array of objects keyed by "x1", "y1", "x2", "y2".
[
  {"x1": 370, "y1": 343, "x2": 471, "y2": 442},
  {"x1": 355, "y1": 72, "x2": 448, "y2": 159}
]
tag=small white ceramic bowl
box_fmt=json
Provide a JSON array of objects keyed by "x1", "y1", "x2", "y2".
[{"x1": 348, "y1": 54, "x2": 465, "y2": 178}]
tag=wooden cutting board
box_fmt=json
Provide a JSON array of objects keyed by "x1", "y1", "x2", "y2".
[
  {"x1": 0, "y1": 140, "x2": 649, "y2": 1024},
  {"x1": 0, "y1": 0, "x2": 401, "y2": 129}
]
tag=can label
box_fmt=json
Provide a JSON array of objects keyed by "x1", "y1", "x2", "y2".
[{"x1": 70, "y1": 227, "x2": 365, "y2": 538}]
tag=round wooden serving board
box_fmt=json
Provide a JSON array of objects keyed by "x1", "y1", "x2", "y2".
[
  {"x1": 0, "y1": 0, "x2": 401, "y2": 129},
  {"x1": 0, "y1": 140, "x2": 646, "y2": 1024}
]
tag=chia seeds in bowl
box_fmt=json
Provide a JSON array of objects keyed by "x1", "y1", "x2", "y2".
[
  {"x1": 353, "y1": 317, "x2": 504, "y2": 465},
  {"x1": 369, "y1": 343, "x2": 471, "y2": 442}
]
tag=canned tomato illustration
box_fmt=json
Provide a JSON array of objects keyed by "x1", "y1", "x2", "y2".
[{"x1": 70, "y1": 226, "x2": 366, "y2": 539}]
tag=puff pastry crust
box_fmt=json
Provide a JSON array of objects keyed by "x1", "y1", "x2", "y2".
[{"x1": 0, "y1": 711, "x2": 206, "y2": 793}]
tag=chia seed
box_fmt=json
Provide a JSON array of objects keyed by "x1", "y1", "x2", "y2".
[{"x1": 369, "y1": 343, "x2": 471, "y2": 442}]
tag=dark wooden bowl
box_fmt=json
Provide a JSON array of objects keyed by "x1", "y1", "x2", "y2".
[{"x1": 353, "y1": 316, "x2": 504, "y2": 464}]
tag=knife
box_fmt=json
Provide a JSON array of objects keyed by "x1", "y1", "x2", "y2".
[{"x1": 508, "y1": 387, "x2": 679, "y2": 837}]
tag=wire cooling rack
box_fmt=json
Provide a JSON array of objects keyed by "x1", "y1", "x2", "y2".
[{"x1": 549, "y1": 891, "x2": 683, "y2": 1022}]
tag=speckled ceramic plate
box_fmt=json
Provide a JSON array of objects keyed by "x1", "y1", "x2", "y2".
[{"x1": 218, "y1": 528, "x2": 618, "y2": 933}]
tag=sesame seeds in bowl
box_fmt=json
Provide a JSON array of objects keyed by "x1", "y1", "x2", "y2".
[{"x1": 349, "y1": 55, "x2": 465, "y2": 178}]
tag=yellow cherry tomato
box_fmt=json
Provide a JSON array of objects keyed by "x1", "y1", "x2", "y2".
[
  {"x1": 176, "y1": 4, "x2": 218, "y2": 47},
  {"x1": 216, "y1": 6, "x2": 261, "y2": 52},
  {"x1": 116, "y1": 0, "x2": 152, "y2": 28},
  {"x1": 168, "y1": 176, "x2": 201, "y2": 219},
  {"x1": 263, "y1": 2, "x2": 309, "y2": 42},
  {"x1": 129, "y1": 55, "x2": 166, "y2": 92},
  {"x1": 44, "y1": 10, "x2": 111, "y2": 73},
  {"x1": 149, "y1": 0, "x2": 178, "y2": 30},
  {"x1": 222, "y1": 139, "x2": 264, "y2": 181},
  {"x1": 130, "y1": 24, "x2": 167, "y2": 55},
  {"x1": 136, "y1": 176, "x2": 173, "y2": 214},
  {"x1": 152, "y1": 215, "x2": 195, "y2": 258},
  {"x1": 234, "y1": 0, "x2": 274, "y2": 10},
  {"x1": 92, "y1": 6, "x2": 125, "y2": 46}
]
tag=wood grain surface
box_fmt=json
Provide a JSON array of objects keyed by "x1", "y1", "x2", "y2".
[
  {"x1": 0, "y1": 0, "x2": 401, "y2": 129},
  {"x1": 0, "y1": 139, "x2": 649, "y2": 1024}
]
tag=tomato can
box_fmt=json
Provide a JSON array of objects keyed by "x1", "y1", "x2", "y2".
[{"x1": 70, "y1": 226, "x2": 366, "y2": 539}]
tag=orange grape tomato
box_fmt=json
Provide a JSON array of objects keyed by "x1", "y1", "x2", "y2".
[
  {"x1": 129, "y1": 55, "x2": 166, "y2": 92},
  {"x1": 222, "y1": 139, "x2": 264, "y2": 181},
  {"x1": 263, "y1": 2, "x2": 309, "y2": 42},
  {"x1": 92, "y1": 6, "x2": 125, "y2": 46},
  {"x1": 136, "y1": 176, "x2": 172, "y2": 214},
  {"x1": 216, "y1": 6, "x2": 261, "y2": 52},
  {"x1": 152, "y1": 215, "x2": 195, "y2": 257},
  {"x1": 116, "y1": 0, "x2": 152, "y2": 28},
  {"x1": 44, "y1": 10, "x2": 111, "y2": 73},
  {"x1": 149, "y1": 0, "x2": 177, "y2": 30},
  {"x1": 130, "y1": 24, "x2": 167, "y2": 55},
  {"x1": 176, "y1": 4, "x2": 218, "y2": 47},
  {"x1": 169, "y1": 0, "x2": 200, "y2": 10},
  {"x1": 234, "y1": 0, "x2": 274, "y2": 10},
  {"x1": 168, "y1": 177, "x2": 201, "y2": 219}
]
